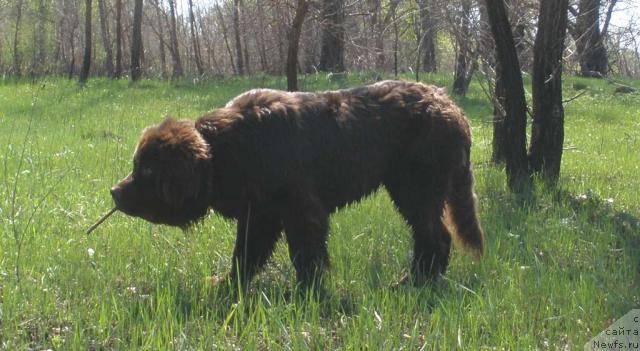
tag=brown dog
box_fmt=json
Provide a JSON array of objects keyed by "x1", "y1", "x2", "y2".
[{"x1": 111, "y1": 80, "x2": 484, "y2": 287}]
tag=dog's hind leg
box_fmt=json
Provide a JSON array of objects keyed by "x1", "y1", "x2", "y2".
[
  {"x1": 384, "y1": 168, "x2": 452, "y2": 284},
  {"x1": 229, "y1": 207, "x2": 283, "y2": 287},
  {"x1": 281, "y1": 191, "x2": 330, "y2": 288}
]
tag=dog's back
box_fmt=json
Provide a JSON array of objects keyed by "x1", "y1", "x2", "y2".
[
  {"x1": 298, "y1": 81, "x2": 474, "y2": 211},
  {"x1": 198, "y1": 81, "x2": 474, "y2": 211}
]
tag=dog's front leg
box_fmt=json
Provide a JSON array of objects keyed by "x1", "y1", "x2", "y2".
[
  {"x1": 281, "y1": 193, "x2": 330, "y2": 289},
  {"x1": 227, "y1": 207, "x2": 283, "y2": 288}
]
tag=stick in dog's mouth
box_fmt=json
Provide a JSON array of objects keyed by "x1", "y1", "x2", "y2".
[{"x1": 86, "y1": 207, "x2": 118, "y2": 234}]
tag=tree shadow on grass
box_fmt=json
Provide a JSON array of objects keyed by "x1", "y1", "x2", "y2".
[
  {"x1": 550, "y1": 188, "x2": 640, "y2": 314},
  {"x1": 483, "y1": 180, "x2": 640, "y2": 272},
  {"x1": 555, "y1": 188, "x2": 640, "y2": 249}
]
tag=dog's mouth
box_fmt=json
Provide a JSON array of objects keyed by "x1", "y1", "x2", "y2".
[
  {"x1": 127, "y1": 209, "x2": 158, "y2": 224},
  {"x1": 138, "y1": 212, "x2": 157, "y2": 223},
  {"x1": 110, "y1": 189, "x2": 154, "y2": 223},
  {"x1": 117, "y1": 204, "x2": 192, "y2": 228},
  {"x1": 110, "y1": 186, "x2": 206, "y2": 228},
  {"x1": 111, "y1": 200, "x2": 155, "y2": 222}
]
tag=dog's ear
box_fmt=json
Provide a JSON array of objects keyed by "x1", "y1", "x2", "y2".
[
  {"x1": 158, "y1": 156, "x2": 203, "y2": 207},
  {"x1": 157, "y1": 118, "x2": 211, "y2": 161}
]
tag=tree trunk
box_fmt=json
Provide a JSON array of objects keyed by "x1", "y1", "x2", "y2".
[
  {"x1": 167, "y1": 0, "x2": 183, "y2": 78},
  {"x1": 529, "y1": 0, "x2": 569, "y2": 184},
  {"x1": 216, "y1": 3, "x2": 236, "y2": 74},
  {"x1": 287, "y1": 0, "x2": 310, "y2": 91},
  {"x1": 393, "y1": 12, "x2": 399, "y2": 77},
  {"x1": 375, "y1": 33, "x2": 385, "y2": 71},
  {"x1": 452, "y1": 0, "x2": 472, "y2": 95},
  {"x1": 53, "y1": 9, "x2": 64, "y2": 74},
  {"x1": 243, "y1": 26, "x2": 250, "y2": 75},
  {"x1": 240, "y1": 1, "x2": 250, "y2": 75},
  {"x1": 155, "y1": 0, "x2": 168, "y2": 79},
  {"x1": 417, "y1": 0, "x2": 436, "y2": 72},
  {"x1": 276, "y1": 10, "x2": 287, "y2": 74},
  {"x1": 79, "y1": 0, "x2": 92, "y2": 85},
  {"x1": 98, "y1": 0, "x2": 114, "y2": 77},
  {"x1": 256, "y1": 11, "x2": 269, "y2": 72},
  {"x1": 68, "y1": 16, "x2": 78, "y2": 79},
  {"x1": 197, "y1": 8, "x2": 222, "y2": 75},
  {"x1": 368, "y1": 0, "x2": 382, "y2": 69},
  {"x1": 188, "y1": 0, "x2": 204, "y2": 76},
  {"x1": 319, "y1": 0, "x2": 346, "y2": 72},
  {"x1": 130, "y1": 0, "x2": 143, "y2": 81},
  {"x1": 373, "y1": 0, "x2": 401, "y2": 71},
  {"x1": 576, "y1": 0, "x2": 607, "y2": 76},
  {"x1": 232, "y1": 0, "x2": 244, "y2": 75},
  {"x1": 601, "y1": 0, "x2": 618, "y2": 39},
  {"x1": 485, "y1": 0, "x2": 530, "y2": 191},
  {"x1": 35, "y1": 0, "x2": 47, "y2": 75},
  {"x1": 0, "y1": 37, "x2": 4, "y2": 74},
  {"x1": 115, "y1": 0, "x2": 123, "y2": 78},
  {"x1": 12, "y1": 0, "x2": 24, "y2": 77}
]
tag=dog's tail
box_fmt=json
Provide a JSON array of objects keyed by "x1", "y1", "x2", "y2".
[{"x1": 444, "y1": 151, "x2": 484, "y2": 260}]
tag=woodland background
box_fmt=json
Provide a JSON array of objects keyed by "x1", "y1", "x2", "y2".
[{"x1": 1, "y1": 0, "x2": 638, "y2": 82}]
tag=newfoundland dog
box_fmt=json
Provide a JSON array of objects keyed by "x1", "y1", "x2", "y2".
[{"x1": 110, "y1": 80, "x2": 484, "y2": 287}]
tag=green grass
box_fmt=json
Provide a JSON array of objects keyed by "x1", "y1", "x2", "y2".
[{"x1": 1, "y1": 73, "x2": 639, "y2": 350}]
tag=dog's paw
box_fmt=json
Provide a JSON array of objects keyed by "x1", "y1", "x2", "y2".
[
  {"x1": 205, "y1": 275, "x2": 227, "y2": 286},
  {"x1": 390, "y1": 272, "x2": 437, "y2": 288},
  {"x1": 390, "y1": 272, "x2": 410, "y2": 289}
]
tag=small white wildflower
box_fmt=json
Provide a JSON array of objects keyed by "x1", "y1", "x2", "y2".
[
  {"x1": 606, "y1": 198, "x2": 614, "y2": 204},
  {"x1": 87, "y1": 248, "x2": 95, "y2": 258},
  {"x1": 374, "y1": 310, "x2": 383, "y2": 330}
]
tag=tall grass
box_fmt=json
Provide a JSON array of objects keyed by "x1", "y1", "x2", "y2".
[{"x1": 0, "y1": 74, "x2": 638, "y2": 349}]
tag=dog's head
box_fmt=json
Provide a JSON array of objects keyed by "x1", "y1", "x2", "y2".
[{"x1": 111, "y1": 118, "x2": 211, "y2": 227}]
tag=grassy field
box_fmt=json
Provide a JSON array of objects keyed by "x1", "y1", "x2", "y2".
[{"x1": 1, "y1": 73, "x2": 639, "y2": 350}]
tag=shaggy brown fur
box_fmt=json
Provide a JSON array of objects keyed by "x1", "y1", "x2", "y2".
[{"x1": 111, "y1": 80, "x2": 484, "y2": 287}]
